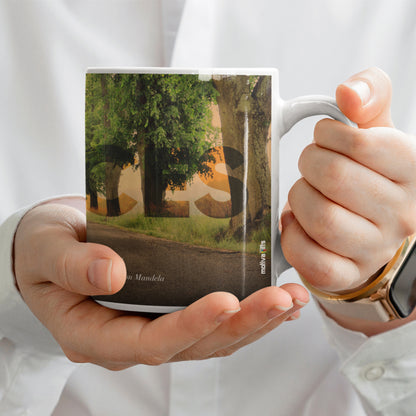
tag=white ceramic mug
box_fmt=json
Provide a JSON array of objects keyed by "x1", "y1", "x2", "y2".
[{"x1": 85, "y1": 68, "x2": 354, "y2": 313}]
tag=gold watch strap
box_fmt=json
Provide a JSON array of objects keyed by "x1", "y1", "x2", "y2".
[{"x1": 299, "y1": 237, "x2": 414, "y2": 322}]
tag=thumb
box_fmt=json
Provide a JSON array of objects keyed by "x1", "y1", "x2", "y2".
[
  {"x1": 336, "y1": 67, "x2": 394, "y2": 128},
  {"x1": 15, "y1": 203, "x2": 126, "y2": 296},
  {"x1": 52, "y1": 240, "x2": 127, "y2": 296}
]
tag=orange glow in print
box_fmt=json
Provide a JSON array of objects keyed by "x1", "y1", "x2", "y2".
[
  {"x1": 198, "y1": 146, "x2": 231, "y2": 193},
  {"x1": 195, "y1": 146, "x2": 233, "y2": 218}
]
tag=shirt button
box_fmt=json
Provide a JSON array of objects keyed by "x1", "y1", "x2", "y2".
[{"x1": 364, "y1": 365, "x2": 385, "y2": 381}]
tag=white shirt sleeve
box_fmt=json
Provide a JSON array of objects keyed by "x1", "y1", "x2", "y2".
[
  {"x1": 319, "y1": 301, "x2": 416, "y2": 415},
  {"x1": 0, "y1": 203, "x2": 76, "y2": 415}
]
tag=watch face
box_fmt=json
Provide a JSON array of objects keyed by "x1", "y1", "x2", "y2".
[{"x1": 389, "y1": 240, "x2": 416, "y2": 318}]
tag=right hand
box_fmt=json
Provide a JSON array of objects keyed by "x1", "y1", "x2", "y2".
[{"x1": 13, "y1": 197, "x2": 308, "y2": 370}]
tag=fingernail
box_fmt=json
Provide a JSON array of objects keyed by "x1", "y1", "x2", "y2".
[
  {"x1": 88, "y1": 259, "x2": 113, "y2": 292},
  {"x1": 216, "y1": 308, "x2": 241, "y2": 324},
  {"x1": 344, "y1": 80, "x2": 371, "y2": 106},
  {"x1": 293, "y1": 299, "x2": 308, "y2": 307},
  {"x1": 287, "y1": 312, "x2": 300, "y2": 321},
  {"x1": 267, "y1": 303, "x2": 293, "y2": 320}
]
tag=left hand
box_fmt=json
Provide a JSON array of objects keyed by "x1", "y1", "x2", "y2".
[
  {"x1": 14, "y1": 198, "x2": 308, "y2": 370},
  {"x1": 281, "y1": 67, "x2": 416, "y2": 292}
]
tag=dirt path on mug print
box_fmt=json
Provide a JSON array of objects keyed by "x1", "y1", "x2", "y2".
[{"x1": 88, "y1": 222, "x2": 270, "y2": 305}]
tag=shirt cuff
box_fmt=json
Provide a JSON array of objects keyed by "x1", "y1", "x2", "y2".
[
  {"x1": 318, "y1": 300, "x2": 416, "y2": 412},
  {"x1": 0, "y1": 197, "x2": 78, "y2": 355}
]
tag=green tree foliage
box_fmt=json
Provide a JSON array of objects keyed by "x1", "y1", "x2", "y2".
[
  {"x1": 85, "y1": 73, "x2": 218, "y2": 216},
  {"x1": 86, "y1": 74, "x2": 137, "y2": 215}
]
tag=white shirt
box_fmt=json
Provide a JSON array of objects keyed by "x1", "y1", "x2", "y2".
[{"x1": 1, "y1": 1, "x2": 416, "y2": 415}]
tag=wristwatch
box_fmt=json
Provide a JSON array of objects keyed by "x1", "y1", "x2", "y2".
[{"x1": 300, "y1": 235, "x2": 416, "y2": 322}]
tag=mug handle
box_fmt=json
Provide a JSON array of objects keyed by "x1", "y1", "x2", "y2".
[
  {"x1": 275, "y1": 95, "x2": 356, "y2": 276},
  {"x1": 279, "y1": 95, "x2": 357, "y2": 136}
]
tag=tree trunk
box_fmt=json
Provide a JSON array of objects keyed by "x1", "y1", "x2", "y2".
[
  {"x1": 90, "y1": 190, "x2": 98, "y2": 209},
  {"x1": 105, "y1": 163, "x2": 122, "y2": 216},
  {"x1": 247, "y1": 76, "x2": 272, "y2": 224},
  {"x1": 213, "y1": 76, "x2": 247, "y2": 238},
  {"x1": 213, "y1": 75, "x2": 271, "y2": 239},
  {"x1": 144, "y1": 143, "x2": 166, "y2": 216}
]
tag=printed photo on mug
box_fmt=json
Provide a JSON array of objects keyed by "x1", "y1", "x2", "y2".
[
  {"x1": 86, "y1": 68, "x2": 276, "y2": 312},
  {"x1": 85, "y1": 67, "x2": 353, "y2": 313}
]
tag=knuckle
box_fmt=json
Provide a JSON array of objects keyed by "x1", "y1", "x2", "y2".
[
  {"x1": 100, "y1": 363, "x2": 130, "y2": 372},
  {"x1": 408, "y1": 202, "x2": 416, "y2": 232},
  {"x1": 396, "y1": 209, "x2": 416, "y2": 238},
  {"x1": 403, "y1": 149, "x2": 416, "y2": 185},
  {"x1": 287, "y1": 179, "x2": 301, "y2": 206},
  {"x1": 408, "y1": 137, "x2": 416, "y2": 171},
  {"x1": 313, "y1": 119, "x2": 328, "y2": 139},
  {"x1": 311, "y1": 205, "x2": 339, "y2": 248},
  {"x1": 211, "y1": 348, "x2": 234, "y2": 359},
  {"x1": 63, "y1": 347, "x2": 130, "y2": 371},
  {"x1": 347, "y1": 129, "x2": 370, "y2": 157},
  {"x1": 173, "y1": 350, "x2": 194, "y2": 362},
  {"x1": 174, "y1": 344, "x2": 212, "y2": 361},
  {"x1": 322, "y1": 158, "x2": 348, "y2": 196},
  {"x1": 55, "y1": 250, "x2": 74, "y2": 292},
  {"x1": 139, "y1": 351, "x2": 168, "y2": 366},
  {"x1": 393, "y1": 189, "x2": 416, "y2": 237},
  {"x1": 62, "y1": 348, "x2": 89, "y2": 364},
  {"x1": 305, "y1": 257, "x2": 341, "y2": 292},
  {"x1": 380, "y1": 244, "x2": 401, "y2": 267},
  {"x1": 280, "y1": 236, "x2": 296, "y2": 267},
  {"x1": 226, "y1": 321, "x2": 253, "y2": 340},
  {"x1": 298, "y1": 144, "x2": 315, "y2": 173},
  {"x1": 309, "y1": 261, "x2": 333, "y2": 290}
]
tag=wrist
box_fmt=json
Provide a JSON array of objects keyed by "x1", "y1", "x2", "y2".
[{"x1": 300, "y1": 236, "x2": 416, "y2": 323}]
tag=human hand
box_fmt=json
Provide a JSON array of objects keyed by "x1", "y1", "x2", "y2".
[
  {"x1": 281, "y1": 67, "x2": 416, "y2": 292},
  {"x1": 14, "y1": 198, "x2": 308, "y2": 370}
]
